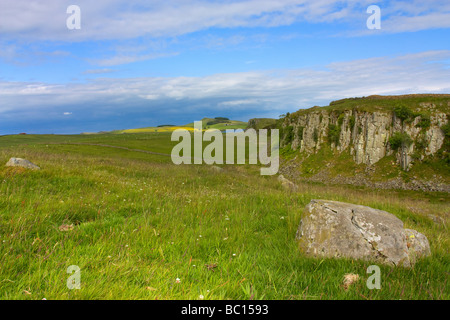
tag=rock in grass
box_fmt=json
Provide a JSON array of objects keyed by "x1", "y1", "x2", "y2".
[
  {"x1": 342, "y1": 273, "x2": 360, "y2": 290},
  {"x1": 296, "y1": 199, "x2": 431, "y2": 267},
  {"x1": 5, "y1": 157, "x2": 40, "y2": 170},
  {"x1": 404, "y1": 229, "x2": 431, "y2": 264},
  {"x1": 58, "y1": 224, "x2": 74, "y2": 232},
  {"x1": 278, "y1": 174, "x2": 297, "y2": 191},
  {"x1": 210, "y1": 165, "x2": 223, "y2": 172}
]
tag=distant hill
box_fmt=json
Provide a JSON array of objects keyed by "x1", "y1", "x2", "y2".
[
  {"x1": 184, "y1": 118, "x2": 248, "y2": 130},
  {"x1": 246, "y1": 118, "x2": 277, "y2": 130}
]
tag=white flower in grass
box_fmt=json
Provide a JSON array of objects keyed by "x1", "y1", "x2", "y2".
[
  {"x1": 199, "y1": 295, "x2": 204, "y2": 300},
  {"x1": 176, "y1": 278, "x2": 181, "y2": 283}
]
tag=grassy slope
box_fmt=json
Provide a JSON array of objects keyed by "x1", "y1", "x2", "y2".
[
  {"x1": 291, "y1": 94, "x2": 450, "y2": 117},
  {"x1": 247, "y1": 118, "x2": 278, "y2": 130},
  {"x1": 0, "y1": 133, "x2": 448, "y2": 300}
]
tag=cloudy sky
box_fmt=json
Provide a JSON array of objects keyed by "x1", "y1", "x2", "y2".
[{"x1": 1, "y1": 0, "x2": 449, "y2": 134}]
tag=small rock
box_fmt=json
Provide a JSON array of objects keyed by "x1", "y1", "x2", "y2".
[
  {"x1": 342, "y1": 274, "x2": 359, "y2": 290},
  {"x1": 210, "y1": 165, "x2": 223, "y2": 172},
  {"x1": 58, "y1": 224, "x2": 74, "y2": 232},
  {"x1": 5, "y1": 158, "x2": 40, "y2": 170},
  {"x1": 278, "y1": 174, "x2": 297, "y2": 191},
  {"x1": 427, "y1": 214, "x2": 446, "y2": 226}
]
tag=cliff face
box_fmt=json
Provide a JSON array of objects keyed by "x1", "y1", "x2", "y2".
[
  {"x1": 284, "y1": 106, "x2": 447, "y2": 170},
  {"x1": 279, "y1": 95, "x2": 450, "y2": 191}
]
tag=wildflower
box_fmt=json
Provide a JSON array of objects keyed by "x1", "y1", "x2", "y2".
[
  {"x1": 199, "y1": 295, "x2": 204, "y2": 300},
  {"x1": 176, "y1": 278, "x2": 181, "y2": 283}
]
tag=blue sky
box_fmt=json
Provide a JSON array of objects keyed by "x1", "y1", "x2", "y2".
[{"x1": 1, "y1": 0, "x2": 450, "y2": 134}]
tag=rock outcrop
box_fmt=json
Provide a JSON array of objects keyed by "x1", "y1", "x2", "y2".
[
  {"x1": 296, "y1": 199, "x2": 431, "y2": 267},
  {"x1": 283, "y1": 104, "x2": 448, "y2": 171},
  {"x1": 5, "y1": 158, "x2": 40, "y2": 170}
]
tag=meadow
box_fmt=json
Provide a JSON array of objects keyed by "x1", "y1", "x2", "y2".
[{"x1": 0, "y1": 132, "x2": 448, "y2": 300}]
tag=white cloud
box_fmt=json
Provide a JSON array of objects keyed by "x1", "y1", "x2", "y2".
[
  {"x1": 91, "y1": 52, "x2": 179, "y2": 67},
  {"x1": 82, "y1": 69, "x2": 116, "y2": 75},
  {"x1": 219, "y1": 99, "x2": 260, "y2": 106},
  {"x1": 0, "y1": 50, "x2": 449, "y2": 122},
  {"x1": 1, "y1": 0, "x2": 447, "y2": 42}
]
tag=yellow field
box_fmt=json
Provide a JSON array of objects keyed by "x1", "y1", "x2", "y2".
[{"x1": 117, "y1": 126, "x2": 197, "y2": 133}]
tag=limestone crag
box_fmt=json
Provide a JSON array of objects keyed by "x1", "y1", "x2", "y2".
[{"x1": 284, "y1": 108, "x2": 447, "y2": 171}]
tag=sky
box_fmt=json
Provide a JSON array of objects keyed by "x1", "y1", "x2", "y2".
[{"x1": 0, "y1": 0, "x2": 450, "y2": 134}]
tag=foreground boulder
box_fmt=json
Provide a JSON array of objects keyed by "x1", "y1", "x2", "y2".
[
  {"x1": 5, "y1": 158, "x2": 40, "y2": 170},
  {"x1": 296, "y1": 199, "x2": 431, "y2": 267}
]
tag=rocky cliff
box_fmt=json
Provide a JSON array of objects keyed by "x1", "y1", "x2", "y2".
[{"x1": 279, "y1": 94, "x2": 450, "y2": 191}]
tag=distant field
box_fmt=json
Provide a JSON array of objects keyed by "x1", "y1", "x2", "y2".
[
  {"x1": 0, "y1": 132, "x2": 448, "y2": 299},
  {"x1": 109, "y1": 118, "x2": 248, "y2": 134}
]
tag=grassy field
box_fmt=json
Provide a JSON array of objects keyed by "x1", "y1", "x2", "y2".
[{"x1": 0, "y1": 132, "x2": 448, "y2": 300}]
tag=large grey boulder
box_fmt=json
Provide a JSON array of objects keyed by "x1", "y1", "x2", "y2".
[
  {"x1": 296, "y1": 199, "x2": 431, "y2": 267},
  {"x1": 5, "y1": 158, "x2": 40, "y2": 170}
]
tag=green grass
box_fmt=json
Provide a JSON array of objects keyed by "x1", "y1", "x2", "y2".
[
  {"x1": 184, "y1": 118, "x2": 248, "y2": 131},
  {"x1": 0, "y1": 133, "x2": 448, "y2": 300},
  {"x1": 290, "y1": 94, "x2": 450, "y2": 118}
]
